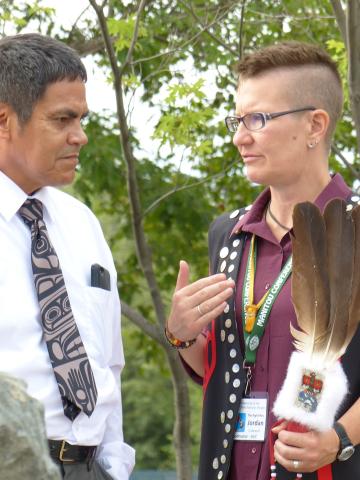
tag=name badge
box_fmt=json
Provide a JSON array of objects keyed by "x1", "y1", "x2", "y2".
[{"x1": 234, "y1": 392, "x2": 268, "y2": 442}]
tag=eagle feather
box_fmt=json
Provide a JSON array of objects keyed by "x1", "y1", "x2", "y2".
[{"x1": 290, "y1": 199, "x2": 360, "y2": 367}]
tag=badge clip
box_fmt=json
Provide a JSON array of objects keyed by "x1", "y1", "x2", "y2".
[{"x1": 243, "y1": 360, "x2": 253, "y2": 397}]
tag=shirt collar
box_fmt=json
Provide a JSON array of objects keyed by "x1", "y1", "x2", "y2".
[
  {"x1": 231, "y1": 173, "x2": 351, "y2": 236},
  {"x1": 32, "y1": 187, "x2": 56, "y2": 222},
  {"x1": 313, "y1": 172, "x2": 351, "y2": 211},
  {"x1": 0, "y1": 171, "x2": 55, "y2": 223},
  {"x1": 231, "y1": 187, "x2": 270, "y2": 236}
]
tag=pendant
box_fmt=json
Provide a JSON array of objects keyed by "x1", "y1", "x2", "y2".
[{"x1": 245, "y1": 304, "x2": 258, "y2": 333}]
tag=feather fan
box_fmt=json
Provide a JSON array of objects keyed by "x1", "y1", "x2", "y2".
[
  {"x1": 348, "y1": 203, "x2": 360, "y2": 349},
  {"x1": 290, "y1": 199, "x2": 360, "y2": 367},
  {"x1": 273, "y1": 199, "x2": 360, "y2": 433}
]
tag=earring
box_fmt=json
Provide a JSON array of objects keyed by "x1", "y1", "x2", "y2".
[{"x1": 308, "y1": 139, "x2": 318, "y2": 149}]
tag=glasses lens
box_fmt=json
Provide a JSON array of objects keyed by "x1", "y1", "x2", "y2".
[
  {"x1": 225, "y1": 117, "x2": 240, "y2": 133},
  {"x1": 243, "y1": 113, "x2": 265, "y2": 131}
]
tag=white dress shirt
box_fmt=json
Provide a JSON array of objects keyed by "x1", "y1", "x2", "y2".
[{"x1": 0, "y1": 171, "x2": 135, "y2": 479}]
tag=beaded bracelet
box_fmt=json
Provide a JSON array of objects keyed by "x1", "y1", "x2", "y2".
[{"x1": 164, "y1": 326, "x2": 197, "y2": 349}]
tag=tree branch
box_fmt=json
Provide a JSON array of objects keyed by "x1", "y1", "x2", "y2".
[
  {"x1": 132, "y1": 3, "x2": 239, "y2": 67},
  {"x1": 143, "y1": 158, "x2": 241, "y2": 217},
  {"x1": 179, "y1": 0, "x2": 238, "y2": 55},
  {"x1": 120, "y1": 300, "x2": 166, "y2": 346},
  {"x1": 245, "y1": 7, "x2": 336, "y2": 21},
  {"x1": 331, "y1": 142, "x2": 360, "y2": 179},
  {"x1": 89, "y1": 0, "x2": 168, "y2": 328},
  {"x1": 68, "y1": 5, "x2": 91, "y2": 38},
  {"x1": 329, "y1": 0, "x2": 347, "y2": 47},
  {"x1": 70, "y1": 35, "x2": 110, "y2": 57},
  {"x1": 238, "y1": 0, "x2": 246, "y2": 60},
  {"x1": 131, "y1": 39, "x2": 198, "y2": 67},
  {"x1": 119, "y1": 0, "x2": 147, "y2": 76},
  {"x1": 88, "y1": 0, "x2": 121, "y2": 89}
]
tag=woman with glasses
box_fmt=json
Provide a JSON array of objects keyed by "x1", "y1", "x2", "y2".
[{"x1": 166, "y1": 41, "x2": 360, "y2": 480}]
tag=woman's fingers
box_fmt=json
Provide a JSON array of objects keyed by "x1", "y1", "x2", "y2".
[
  {"x1": 167, "y1": 261, "x2": 235, "y2": 341},
  {"x1": 175, "y1": 260, "x2": 190, "y2": 292}
]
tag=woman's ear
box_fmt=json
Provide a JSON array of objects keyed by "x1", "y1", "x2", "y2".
[{"x1": 307, "y1": 108, "x2": 330, "y2": 146}]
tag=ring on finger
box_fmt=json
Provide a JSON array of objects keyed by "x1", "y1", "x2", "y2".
[
  {"x1": 292, "y1": 460, "x2": 301, "y2": 469},
  {"x1": 197, "y1": 304, "x2": 205, "y2": 316}
]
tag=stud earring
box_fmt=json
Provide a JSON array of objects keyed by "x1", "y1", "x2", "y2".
[{"x1": 308, "y1": 139, "x2": 319, "y2": 149}]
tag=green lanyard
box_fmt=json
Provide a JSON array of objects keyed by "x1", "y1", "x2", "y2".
[{"x1": 242, "y1": 234, "x2": 292, "y2": 365}]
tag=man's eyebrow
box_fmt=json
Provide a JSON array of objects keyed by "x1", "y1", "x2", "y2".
[{"x1": 50, "y1": 109, "x2": 89, "y2": 119}]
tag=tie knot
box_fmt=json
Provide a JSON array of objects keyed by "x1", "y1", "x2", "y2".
[{"x1": 19, "y1": 198, "x2": 44, "y2": 226}]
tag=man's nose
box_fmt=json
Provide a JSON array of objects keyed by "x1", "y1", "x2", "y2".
[{"x1": 68, "y1": 124, "x2": 88, "y2": 146}]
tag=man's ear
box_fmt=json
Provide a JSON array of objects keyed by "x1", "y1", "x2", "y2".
[{"x1": 0, "y1": 103, "x2": 14, "y2": 140}]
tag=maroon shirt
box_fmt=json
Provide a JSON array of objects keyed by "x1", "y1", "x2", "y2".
[
  {"x1": 183, "y1": 173, "x2": 352, "y2": 479},
  {"x1": 228, "y1": 173, "x2": 351, "y2": 480}
]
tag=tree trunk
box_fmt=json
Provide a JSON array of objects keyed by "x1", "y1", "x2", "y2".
[
  {"x1": 88, "y1": 2, "x2": 194, "y2": 478},
  {"x1": 167, "y1": 349, "x2": 194, "y2": 480},
  {"x1": 346, "y1": 0, "x2": 360, "y2": 156},
  {"x1": 331, "y1": 0, "x2": 360, "y2": 156}
]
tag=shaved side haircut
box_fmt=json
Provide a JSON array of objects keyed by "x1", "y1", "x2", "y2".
[{"x1": 236, "y1": 41, "x2": 343, "y2": 144}]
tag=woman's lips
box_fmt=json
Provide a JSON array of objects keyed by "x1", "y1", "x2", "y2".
[{"x1": 242, "y1": 154, "x2": 261, "y2": 163}]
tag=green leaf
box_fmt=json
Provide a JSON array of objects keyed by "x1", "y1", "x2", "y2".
[{"x1": 107, "y1": 16, "x2": 147, "y2": 54}]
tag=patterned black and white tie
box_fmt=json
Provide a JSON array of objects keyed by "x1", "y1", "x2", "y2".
[{"x1": 19, "y1": 198, "x2": 97, "y2": 420}]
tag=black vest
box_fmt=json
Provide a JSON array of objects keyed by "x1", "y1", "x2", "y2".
[{"x1": 198, "y1": 197, "x2": 360, "y2": 480}]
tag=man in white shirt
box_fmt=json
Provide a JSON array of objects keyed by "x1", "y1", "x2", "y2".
[{"x1": 0, "y1": 33, "x2": 135, "y2": 479}]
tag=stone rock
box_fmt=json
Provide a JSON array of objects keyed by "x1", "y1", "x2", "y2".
[{"x1": 0, "y1": 372, "x2": 61, "y2": 480}]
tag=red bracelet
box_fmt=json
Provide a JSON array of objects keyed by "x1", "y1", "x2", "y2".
[{"x1": 164, "y1": 326, "x2": 197, "y2": 349}]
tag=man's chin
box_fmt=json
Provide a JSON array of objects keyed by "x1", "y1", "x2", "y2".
[{"x1": 50, "y1": 171, "x2": 77, "y2": 188}]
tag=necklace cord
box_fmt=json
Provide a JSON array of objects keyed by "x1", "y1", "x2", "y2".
[{"x1": 267, "y1": 202, "x2": 291, "y2": 231}]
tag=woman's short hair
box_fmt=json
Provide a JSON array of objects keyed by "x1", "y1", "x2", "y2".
[{"x1": 236, "y1": 41, "x2": 343, "y2": 143}]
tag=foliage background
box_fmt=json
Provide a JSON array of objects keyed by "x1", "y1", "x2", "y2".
[{"x1": 1, "y1": 0, "x2": 359, "y2": 476}]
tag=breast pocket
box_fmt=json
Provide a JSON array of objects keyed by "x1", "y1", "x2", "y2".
[{"x1": 70, "y1": 285, "x2": 112, "y2": 366}]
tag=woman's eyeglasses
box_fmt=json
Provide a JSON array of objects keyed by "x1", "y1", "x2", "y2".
[{"x1": 225, "y1": 107, "x2": 316, "y2": 133}]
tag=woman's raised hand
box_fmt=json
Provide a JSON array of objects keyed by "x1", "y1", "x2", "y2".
[{"x1": 167, "y1": 260, "x2": 235, "y2": 341}]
